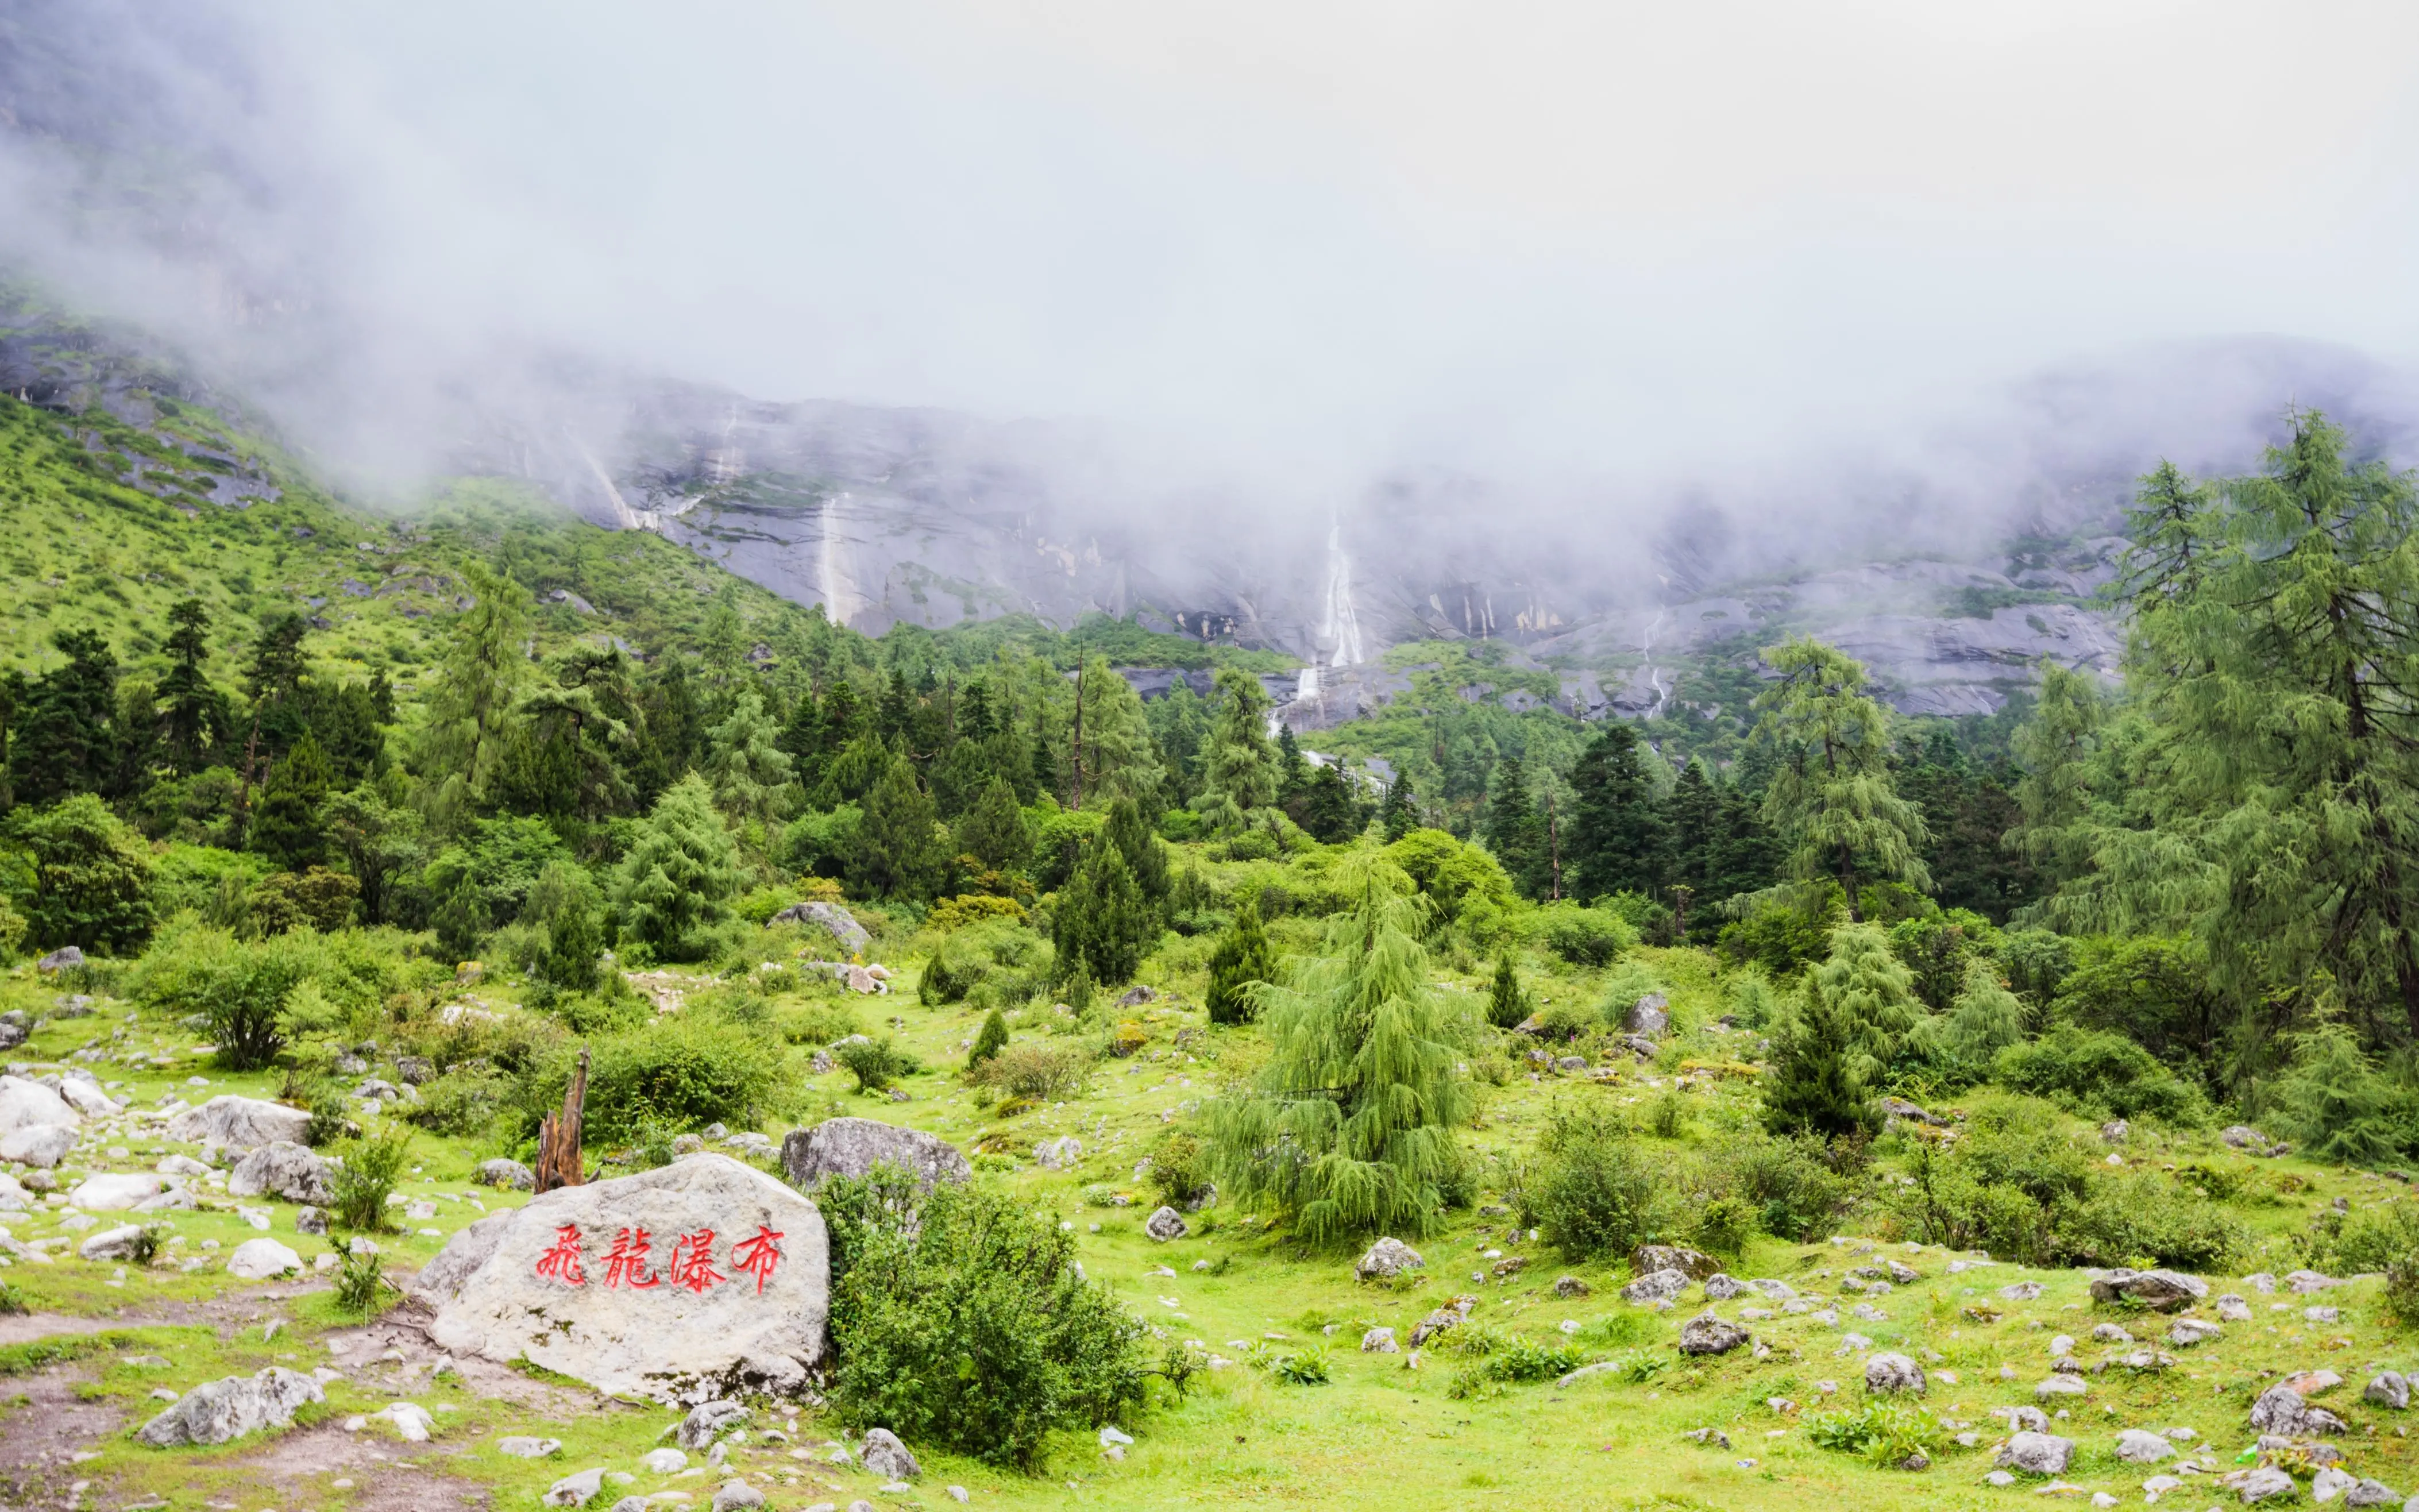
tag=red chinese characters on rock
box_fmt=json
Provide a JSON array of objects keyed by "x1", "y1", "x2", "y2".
[
  {"x1": 667, "y1": 1228, "x2": 727, "y2": 1295},
  {"x1": 534, "y1": 1221, "x2": 787, "y2": 1294},
  {"x1": 604, "y1": 1227, "x2": 661, "y2": 1290},
  {"x1": 732, "y1": 1225, "x2": 785, "y2": 1294},
  {"x1": 534, "y1": 1224, "x2": 586, "y2": 1286}
]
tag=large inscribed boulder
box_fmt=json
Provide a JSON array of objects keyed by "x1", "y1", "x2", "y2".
[{"x1": 425, "y1": 1155, "x2": 827, "y2": 1405}]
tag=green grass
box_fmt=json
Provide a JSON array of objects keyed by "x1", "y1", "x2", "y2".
[{"x1": 9, "y1": 915, "x2": 2419, "y2": 1511}]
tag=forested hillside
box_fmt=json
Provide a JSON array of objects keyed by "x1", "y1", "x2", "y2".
[{"x1": 7, "y1": 383, "x2": 2419, "y2": 1510}]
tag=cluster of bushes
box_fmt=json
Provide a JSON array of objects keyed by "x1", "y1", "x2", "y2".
[
  {"x1": 1882, "y1": 1096, "x2": 2243, "y2": 1269},
  {"x1": 817, "y1": 1164, "x2": 1180, "y2": 1468},
  {"x1": 1521, "y1": 1106, "x2": 1855, "y2": 1260}
]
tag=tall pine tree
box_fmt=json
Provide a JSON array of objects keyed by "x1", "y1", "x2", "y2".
[
  {"x1": 1750, "y1": 638, "x2": 1929, "y2": 923},
  {"x1": 1564, "y1": 722, "x2": 1667, "y2": 900}
]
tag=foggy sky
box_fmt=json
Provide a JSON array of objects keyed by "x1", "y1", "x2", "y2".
[{"x1": 5, "y1": 1, "x2": 2419, "y2": 537}]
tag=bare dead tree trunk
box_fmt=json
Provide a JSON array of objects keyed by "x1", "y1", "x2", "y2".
[
  {"x1": 535, "y1": 1046, "x2": 589, "y2": 1193},
  {"x1": 1545, "y1": 790, "x2": 1563, "y2": 902}
]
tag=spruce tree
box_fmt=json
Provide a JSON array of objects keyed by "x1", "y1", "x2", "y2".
[
  {"x1": 1205, "y1": 894, "x2": 1279, "y2": 1025},
  {"x1": 852, "y1": 754, "x2": 947, "y2": 900},
  {"x1": 1102, "y1": 795, "x2": 1169, "y2": 909},
  {"x1": 1759, "y1": 980, "x2": 1880, "y2": 1140},
  {"x1": 250, "y1": 730, "x2": 333, "y2": 871},
  {"x1": 1565, "y1": 722, "x2": 1668, "y2": 900},
  {"x1": 705, "y1": 689, "x2": 795, "y2": 825},
  {"x1": 153, "y1": 598, "x2": 233, "y2": 776},
  {"x1": 1296, "y1": 763, "x2": 1361, "y2": 843},
  {"x1": 1201, "y1": 854, "x2": 1473, "y2": 1240},
  {"x1": 1750, "y1": 637, "x2": 1929, "y2": 923},
  {"x1": 1482, "y1": 754, "x2": 1547, "y2": 896},
  {"x1": 954, "y1": 775, "x2": 1034, "y2": 872},
  {"x1": 610, "y1": 772, "x2": 741, "y2": 961},
  {"x1": 1486, "y1": 948, "x2": 1530, "y2": 1029},
  {"x1": 969, "y1": 1008, "x2": 1009, "y2": 1067},
  {"x1": 9, "y1": 629, "x2": 123, "y2": 805},
  {"x1": 1380, "y1": 772, "x2": 1418, "y2": 842},
  {"x1": 1275, "y1": 724, "x2": 1309, "y2": 804},
  {"x1": 1052, "y1": 839, "x2": 1153, "y2": 986}
]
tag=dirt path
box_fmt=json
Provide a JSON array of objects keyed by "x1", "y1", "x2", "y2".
[{"x1": 0, "y1": 1359, "x2": 125, "y2": 1510}]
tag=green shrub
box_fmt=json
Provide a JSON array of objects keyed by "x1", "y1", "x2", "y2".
[
  {"x1": 1267, "y1": 1346, "x2": 1332, "y2": 1385},
  {"x1": 836, "y1": 1037, "x2": 912, "y2": 1093},
  {"x1": 2302, "y1": 1198, "x2": 2419, "y2": 1276},
  {"x1": 1537, "y1": 904, "x2": 1634, "y2": 967},
  {"x1": 1992, "y1": 1024, "x2": 2209, "y2": 1124},
  {"x1": 249, "y1": 868, "x2": 360, "y2": 935},
  {"x1": 781, "y1": 999, "x2": 865, "y2": 1046},
  {"x1": 1, "y1": 794, "x2": 156, "y2": 954},
  {"x1": 329, "y1": 1127, "x2": 412, "y2": 1232},
  {"x1": 1484, "y1": 950, "x2": 1530, "y2": 1029},
  {"x1": 968, "y1": 1009, "x2": 1009, "y2": 1068},
  {"x1": 918, "y1": 936, "x2": 987, "y2": 1005},
  {"x1": 819, "y1": 1164, "x2": 1156, "y2": 1468},
  {"x1": 303, "y1": 1085, "x2": 353, "y2": 1147},
  {"x1": 1689, "y1": 1195, "x2": 1758, "y2": 1259},
  {"x1": 404, "y1": 1065, "x2": 511, "y2": 1137},
  {"x1": 1532, "y1": 1108, "x2": 1670, "y2": 1261},
  {"x1": 541, "y1": 1019, "x2": 788, "y2": 1141},
  {"x1": 1731, "y1": 1134, "x2": 1855, "y2": 1243},
  {"x1": 126, "y1": 920, "x2": 315, "y2": 1071},
  {"x1": 332, "y1": 1243, "x2": 392, "y2": 1321},
  {"x1": 1885, "y1": 909, "x2": 2000, "y2": 1010},
  {"x1": 975, "y1": 1043, "x2": 1089, "y2": 1104},
  {"x1": 1596, "y1": 891, "x2": 1673, "y2": 947},
  {"x1": 1145, "y1": 1131, "x2": 1212, "y2": 1209},
  {"x1": 1808, "y1": 1399, "x2": 1938, "y2": 1467}
]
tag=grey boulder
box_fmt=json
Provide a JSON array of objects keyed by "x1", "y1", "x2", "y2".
[
  {"x1": 1144, "y1": 1206, "x2": 1188, "y2": 1242},
  {"x1": 1625, "y1": 994, "x2": 1670, "y2": 1037},
  {"x1": 1633, "y1": 1244, "x2": 1721, "y2": 1279},
  {"x1": 676, "y1": 1400, "x2": 750, "y2": 1450},
  {"x1": 2115, "y1": 1428, "x2": 2174, "y2": 1463},
  {"x1": 78, "y1": 1223, "x2": 149, "y2": 1261},
  {"x1": 781, "y1": 1118, "x2": 970, "y2": 1192},
  {"x1": 2366, "y1": 1371, "x2": 2410, "y2": 1410},
  {"x1": 228, "y1": 1141, "x2": 334, "y2": 1204},
  {"x1": 861, "y1": 1426, "x2": 920, "y2": 1480},
  {"x1": 0, "y1": 1124, "x2": 76, "y2": 1168},
  {"x1": 1621, "y1": 1267, "x2": 1690, "y2": 1305},
  {"x1": 1355, "y1": 1237, "x2": 1423, "y2": 1281},
  {"x1": 34, "y1": 946, "x2": 83, "y2": 973},
  {"x1": 1703, "y1": 1272, "x2": 1751, "y2": 1301},
  {"x1": 1865, "y1": 1353, "x2": 1925, "y2": 1395},
  {"x1": 135, "y1": 1367, "x2": 323, "y2": 1447},
  {"x1": 2232, "y1": 1465, "x2": 2295, "y2": 1502},
  {"x1": 476, "y1": 1158, "x2": 535, "y2": 1191},
  {"x1": 1994, "y1": 1431, "x2": 2073, "y2": 1475},
  {"x1": 769, "y1": 901, "x2": 871, "y2": 955},
  {"x1": 2089, "y1": 1267, "x2": 2206, "y2": 1312},
  {"x1": 544, "y1": 1468, "x2": 605, "y2": 1507},
  {"x1": 1678, "y1": 1311, "x2": 1750, "y2": 1356},
  {"x1": 165, "y1": 1095, "x2": 311, "y2": 1153},
  {"x1": 0, "y1": 1077, "x2": 80, "y2": 1137},
  {"x1": 711, "y1": 1482, "x2": 766, "y2": 1512}
]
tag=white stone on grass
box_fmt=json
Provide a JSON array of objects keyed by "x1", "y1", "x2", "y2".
[
  {"x1": 226, "y1": 1237, "x2": 302, "y2": 1280},
  {"x1": 135, "y1": 1367, "x2": 322, "y2": 1447},
  {"x1": 164, "y1": 1094, "x2": 310, "y2": 1152}
]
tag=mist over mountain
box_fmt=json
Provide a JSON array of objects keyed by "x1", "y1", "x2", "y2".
[{"x1": 7, "y1": 1, "x2": 2419, "y2": 714}]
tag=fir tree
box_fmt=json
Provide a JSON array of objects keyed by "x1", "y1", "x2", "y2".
[
  {"x1": 1486, "y1": 948, "x2": 1530, "y2": 1029},
  {"x1": 1565, "y1": 722, "x2": 1668, "y2": 901},
  {"x1": 8, "y1": 628, "x2": 123, "y2": 805},
  {"x1": 1380, "y1": 772, "x2": 1418, "y2": 842},
  {"x1": 705, "y1": 689, "x2": 796, "y2": 825},
  {"x1": 1911, "y1": 958, "x2": 2028, "y2": 1070},
  {"x1": 1052, "y1": 838, "x2": 1155, "y2": 986},
  {"x1": 954, "y1": 776, "x2": 1034, "y2": 872},
  {"x1": 631, "y1": 654, "x2": 704, "y2": 805},
  {"x1": 1751, "y1": 638, "x2": 1930, "y2": 923},
  {"x1": 851, "y1": 754, "x2": 947, "y2": 900},
  {"x1": 969, "y1": 1008, "x2": 1009, "y2": 1067},
  {"x1": 1759, "y1": 979, "x2": 1880, "y2": 1140},
  {"x1": 153, "y1": 597, "x2": 233, "y2": 776},
  {"x1": 1482, "y1": 754, "x2": 1547, "y2": 896},
  {"x1": 1205, "y1": 894, "x2": 1279, "y2": 1025},
  {"x1": 249, "y1": 729, "x2": 333, "y2": 871},
  {"x1": 1275, "y1": 724, "x2": 1310, "y2": 804},
  {"x1": 610, "y1": 772, "x2": 741, "y2": 961},
  {"x1": 1201, "y1": 853, "x2": 1473, "y2": 1241}
]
